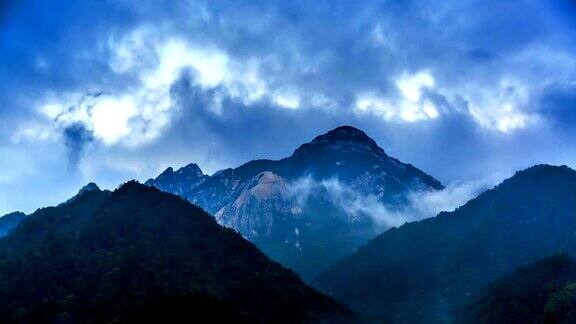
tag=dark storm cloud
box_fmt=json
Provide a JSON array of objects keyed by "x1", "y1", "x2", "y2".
[
  {"x1": 540, "y1": 84, "x2": 576, "y2": 126},
  {"x1": 63, "y1": 123, "x2": 94, "y2": 172},
  {"x1": 0, "y1": 0, "x2": 575, "y2": 214}
]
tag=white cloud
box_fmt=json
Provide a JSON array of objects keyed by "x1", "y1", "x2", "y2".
[
  {"x1": 354, "y1": 70, "x2": 441, "y2": 123},
  {"x1": 273, "y1": 92, "x2": 301, "y2": 109},
  {"x1": 144, "y1": 39, "x2": 230, "y2": 89},
  {"x1": 466, "y1": 78, "x2": 539, "y2": 133},
  {"x1": 287, "y1": 174, "x2": 505, "y2": 228},
  {"x1": 406, "y1": 174, "x2": 507, "y2": 219},
  {"x1": 90, "y1": 96, "x2": 138, "y2": 145},
  {"x1": 396, "y1": 71, "x2": 435, "y2": 102}
]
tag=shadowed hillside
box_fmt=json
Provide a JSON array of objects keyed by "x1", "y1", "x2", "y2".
[
  {"x1": 0, "y1": 181, "x2": 351, "y2": 323},
  {"x1": 315, "y1": 165, "x2": 576, "y2": 323}
]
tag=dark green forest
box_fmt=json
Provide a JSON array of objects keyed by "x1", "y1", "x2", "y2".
[
  {"x1": 461, "y1": 254, "x2": 576, "y2": 323},
  {"x1": 0, "y1": 181, "x2": 350, "y2": 323},
  {"x1": 314, "y1": 165, "x2": 576, "y2": 323},
  {"x1": 3, "y1": 164, "x2": 576, "y2": 323}
]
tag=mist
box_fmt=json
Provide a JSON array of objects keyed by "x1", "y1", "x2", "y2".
[{"x1": 287, "y1": 173, "x2": 508, "y2": 228}]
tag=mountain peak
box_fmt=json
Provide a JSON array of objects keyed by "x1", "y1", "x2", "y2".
[
  {"x1": 497, "y1": 164, "x2": 575, "y2": 190},
  {"x1": 118, "y1": 180, "x2": 154, "y2": 193},
  {"x1": 314, "y1": 126, "x2": 375, "y2": 144},
  {"x1": 515, "y1": 164, "x2": 572, "y2": 177},
  {"x1": 145, "y1": 163, "x2": 209, "y2": 196},
  {"x1": 64, "y1": 182, "x2": 102, "y2": 205},
  {"x1": 180, "y1": 162, "x2": 203, "y2": 173},
  {"x1": 292, "y1": 125, "x2": 386, "y2": 156},
  {"x1": 75, "y1": 182, "x2": 101, "y2": 197},
  {"x1": 0, "y1": 211, "x2": 26, "y2": 237},
  {"x1": 159, "y1": 163, "x2": 203, "y2": 176},
  {"x1": 81, "y1": 182, "x2": 100, "y2": 192},
  {"x1": 159, "y1": 167, "x2": 174, "y2": 176}
]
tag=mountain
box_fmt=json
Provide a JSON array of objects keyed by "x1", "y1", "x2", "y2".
[
  {"x1": 0, "y1": 181, "x2": 351, "y2": 323},
  {"x1": 314, "y1": 164, "x2": 576, "y2": 323},
  {"x1": 145, "y1": 163, "x2": 208, "y2": 197},
  {"x1": 0, "y1": 212, "x2": 25, "y2": 237},
  {"x1": 146, "y1": 125, "x2": 443, "y2": 280},
  {"x1": 460, "y1": 254, "x2": 576, "y2": 324}
]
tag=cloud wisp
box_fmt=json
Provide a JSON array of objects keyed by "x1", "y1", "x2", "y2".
[{"x1": 288, "y1": 175, "x2": 505, "y2": 228}]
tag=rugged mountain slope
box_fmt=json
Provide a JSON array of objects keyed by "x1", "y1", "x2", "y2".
[
  {"x1": 460, "y1": 254, "x2": 576, "y2": 324},
  {"x1": 0, "y1": 212, "x2": 25, "y2": 237},
  {"x1": 145, "y1": 163, "x2": 208, "y2": 197},
  {"x1": 0, "y1": 181, "x2": 351, "y2": 323},
  {"x1": 314, "y1": 164, "x2": 576, "y2": 323},
  {"x1": 147, "y1": 126, "x2": 443, "y2": 280}
]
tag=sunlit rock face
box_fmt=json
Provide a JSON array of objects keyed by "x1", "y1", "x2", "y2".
[
  {"x1": 216, "y1": 171, "x2": 291, "y2": 237},
  {"x1": 148, "y1": 126, "x2": 443, "y2": 280}
]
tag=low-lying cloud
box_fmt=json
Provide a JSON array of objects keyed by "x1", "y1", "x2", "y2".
[{"x1": 288, "y1": 174, "x2": 507, "y2": 228}]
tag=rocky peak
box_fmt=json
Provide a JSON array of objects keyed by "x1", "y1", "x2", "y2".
[
  {"x1": 65, "y1": 182, "x2": 102, "y2": 204},
  {"x1": 158, "y1": 167, "x2": 174, "y2": 176},
  {"x1": 80, "y1": 182, "x2": 100, "y2": 192},
  {"x1": 292, "y1": 125, "x2": 386, "y2": 157},
  {"x1": 156, "y1": 163, "x2": 205, "y2": 180},
  {"x1": 177, "y1": 163, "x2": 204, "y2": 176},
  {"x1": 145, "y1": 163, "x2": 209, "y2": 196},
  {"x1": 76, "y1": 183, "x2": 101, "y2": 197}
]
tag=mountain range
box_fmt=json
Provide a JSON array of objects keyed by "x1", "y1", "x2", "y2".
[
  {"x1": 146, "y1": 125, "x2": 443, "y2": 280},
  {"x1": 0, "y1": 182, "x2": 351, "y2": 323},
  {"x1": 3, "y1": 125, "x2": 576, "y2": 323}
]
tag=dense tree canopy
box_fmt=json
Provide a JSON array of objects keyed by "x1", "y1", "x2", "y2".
[
  {"x1": 0, "y1": 181, "x2": 350, "y2": 323},
  {"x1": 314, "y1": 165, "x2": 576, "y2": 323},
  {"x1": 461, "y1": 254, "x2": 576, "y2": 324}
]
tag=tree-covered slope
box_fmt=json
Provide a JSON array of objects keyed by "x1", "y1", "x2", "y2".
[
  {"x1": 0, "y1": 211, "x2": 25, "y2": 237},
  {"x1": 314, "y1": 165, "x2": 576, "y2": 323},
  {"x1": 0, "y1": 181, "x2": 351, "y2": 323},
  {"x1": 460, "y1": 254, "x2": 576, "y2": 324}
]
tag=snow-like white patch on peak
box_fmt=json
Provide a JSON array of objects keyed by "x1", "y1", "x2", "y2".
[
  {"x1": 257, "y1": 171, "x2": 283, "y2": 184},
  {"x1": 250, "y1": 171, "x2": 288, "y2": 199},
  {"x1": 231, "y1": 171, "x2": 289, "y2": 208}
]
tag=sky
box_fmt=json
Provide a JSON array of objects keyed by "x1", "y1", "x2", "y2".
[{"x1": 0, "y1": 0, "x2": 575, "y2": 214}]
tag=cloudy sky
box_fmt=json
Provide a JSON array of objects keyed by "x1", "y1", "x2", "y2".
[{"x1": 0, "y1": 0, "x2": 575, "y2": 214}]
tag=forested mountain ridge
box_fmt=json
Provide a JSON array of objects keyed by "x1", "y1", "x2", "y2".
[
  {"x1": 314, "y1": 164, "x2": 576, "y2": 323},
  {"x1": 460, "y1": 254, "x2": 576, "y2": 324},
  {"x1": 0, "y1": 181, "x2": 352, "y2": 323},
  {"x1": 0, "y1": 211, "x2": 26, "y2": 237}
]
